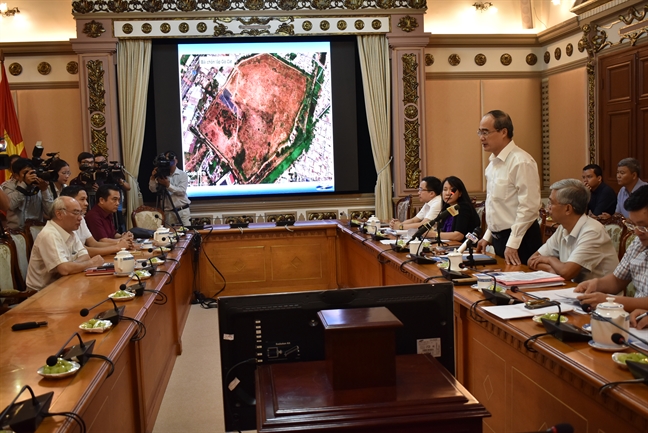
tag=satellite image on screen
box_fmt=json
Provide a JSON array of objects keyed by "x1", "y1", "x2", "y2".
[{"x1": 178, "y1": 42, "x2": 334, "y2": 196}]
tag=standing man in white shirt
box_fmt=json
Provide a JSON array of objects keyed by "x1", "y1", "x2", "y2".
[
  {"x1": 389, "y1": 176, "x2": 443, "y2": 230},
  {"x1": 475, "y1": 110, "x2": 542, "y2": 265}
]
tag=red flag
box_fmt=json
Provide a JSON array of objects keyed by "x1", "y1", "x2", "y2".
[{"x1": 1, "y1": 59, "x2": 27, "y2": 183}]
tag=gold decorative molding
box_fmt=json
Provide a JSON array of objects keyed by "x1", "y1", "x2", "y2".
[
  {"x1": 402, "y1": 54, "x2": 418, "y2": 104},
  {"x1": 354, "y1": 19, "x2": 365, "y2": 30},
  {"x1": 404, "y1": 105, "x2": 418, "y2": 120},
  {"x1": 303, "y1": 20, "x2": 313, "y2": 30},
  {"x1": 179, "y1": 22, "x2": 189, "y2": 33},
  {"x1": 142, "y1": 22, "x2": 153, "y2": 33},
  {"x1": 427, "y1": 34, "x2": 538, "y2": 47},
  {"x1": 397, "y1": 16, "x2": 418, "y2": 33},
  {"x1": 337, "y1": 20, "x2": 347, "y2": 30},
  {"x1": 566, "y1": 43, "x2": 573, "y2": 56},
  {"x1": 122, "y1": 23, "x2": 133, "y2": 34},
  {"x1": 8, "y1": 63, "x2": 22, "y2": 76},
  {"x1": 86, "y1": 59, "x2": 107, "y2": 156},
  {"x1": 265, "y1": 213, "x2": 297, "y2": 222},
  {"x1": 72, "y1": 0, "x2": 427, "y2": 13},
  {"x1": 307, "y1": 211, "x2": 337, "y2": 220},
  {"x1": 425, "y1": 53, "x2": 434, "y2": 66},
  {"x1": 91, "y1": 128, "x2": 108, "y2": 157},
  {"x1": 66, "y1": 61, "x2": 79, "y2": 75},
  {"x1": 500, "y1": 53, "x2": 512, "y2": 66},
  {"x1": 37, "y1": 62, "x2": 52, "y2": 75},
  {"x1": 160, "y1": 22, "x2": 171, "y2": 33},
  {"x1": 82, "y1": 20, "x2": 106, "y2": 38},
  {"x1": 554, "y1": 47, "x2": 561, "y2": 60},
  {"x1": 402, "y1": 53, "x2": 421, "y2": 190},
  {"x1": 526, "y1": 53, "x2": 537, "y2": 65},
  {"x1": 349, "y1": 210, "x2": 374, "y2": 220},
  {"x1": 223, "y1": 215, "x2": 255, "y2": 224},
  {"x1": 448, "y1": 54, "x2": 460, "y2": 66},
  {"x1": 91, "y1": 113, "x2": 106, "y2": 129},
  {"x1": 197, "y1": 22, "x2": 208, "y2": 32},
  {"x1": 320, "y1": 20, "x2": 331, "y2": 31},
  {"x1": 543, "y1": 51, "x2": 550, "y2": 64},
  {"x1": 371, "y1": 19, "x2": 382, "y2": 30},
  {"x1": 474, "y1": 53, "x2": 486, "y2": 66}
]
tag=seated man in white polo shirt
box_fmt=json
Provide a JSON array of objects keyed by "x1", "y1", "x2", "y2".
[
  {"x1": 26, "y1": 196, "x2": 104, "y2": 291},
  {"x1": 389, "y1": 176, "x2": 443, "y2": 230},
  {"x1": 528, "y1": 178, "x2": 618, "y2": 282}
]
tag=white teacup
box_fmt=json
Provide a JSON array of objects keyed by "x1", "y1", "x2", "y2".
[
  {"x1": 447, "y1": 251, "x2": 463, "y2": 271},
  {"x1": 409, "y1": 240, "x2": 422, "y2": 255},
  {"x1": 477, "y1": 275, "x2": 492, "y2": 290}
]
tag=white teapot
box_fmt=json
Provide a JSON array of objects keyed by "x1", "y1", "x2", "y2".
[
  {"x1": 153, "y1": 227, "x2": 171, "y2": 247},
  {"x1": 114, "y1": 248, "x2": 135, "y2": 275},
  {"x1": 591, "y1": 297, "x2": 629, "y2": 348}
]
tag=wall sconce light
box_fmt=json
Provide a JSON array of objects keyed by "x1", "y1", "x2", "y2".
[
  {"x1": 0, "y1": 3, "x2": 20, "y2": 17},
  {"x1": 473, "y1": 2, "x2": 494, "y2": 12}
]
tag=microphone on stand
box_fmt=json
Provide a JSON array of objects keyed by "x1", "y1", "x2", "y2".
[
  {"x1": 611, "y1": 333, "x2": 648, "y2": 355},
  {"x1": 457, "y1": 227, "x2": 482, "y2": 254},
  {"x1": 120, "y1": 272, "x2": 146, "y2": 296},
  {"x1": 481, "y1": 272, "x2": 521, "y2": 305},
  {"x1": 409, "y1": 204, "x2": 459, "y2": 243},
  {"x1": 46, "y1": 332, "x2": 95, "y2": 368},
  {"x1": 80, "y1": 296, "x2": 123, "y2": 325}
]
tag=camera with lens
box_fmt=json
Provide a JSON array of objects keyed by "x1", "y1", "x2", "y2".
[
  {"x1": 0, "y1": 138, "x2": 9, "y2": 170},
  {"x1": 96, "y1": 160, "x2": 125, "y2": 185},
  {"x1": 31, "y1": 144, "x2": 60, "y2": 182},
  {"x1": 153, "y1": 154, "x2": 171, "y2": 179}
]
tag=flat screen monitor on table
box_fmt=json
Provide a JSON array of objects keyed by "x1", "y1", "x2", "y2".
[{"x1": 218, "y1": 282, "x2": 455, "y2": 432}]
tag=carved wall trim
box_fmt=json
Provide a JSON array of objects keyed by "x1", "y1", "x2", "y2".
[
  {"x1": 427, "y1": 34, "x2": 539, "y2": 47},
  {"x1": 4, "y1": 82, "x2": 80, "y2": 90}
]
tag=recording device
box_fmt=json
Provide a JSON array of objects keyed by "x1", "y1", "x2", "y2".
[
  {"x1": 31, "y1": 143, "x2": 60, "y2": 182},
  {"x1": 46, "y1": 332, "x2": 96, "y2": 368},
  {"x1": 153, "y1": 153, "x2": 172, "y2": 179},
  {"x1": 11, "y1": 321, "x2": 47, "y2": 331},
  {"x1": 77, "y1": 160, "x2": 125, "y2": 187},
  {"x1": 0, "y1": 138, "x2": 10, "y2": 170},
  {"x1": 410, "y1": 204, "x2": 459, "y2": 241},
  {"x1": 457, "y1": 227, "x2": 482, "y2": 254},
  {"x1": 80, "y1": 296, "x2": 124, "y2": 325}
]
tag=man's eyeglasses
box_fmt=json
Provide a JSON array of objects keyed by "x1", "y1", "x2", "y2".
[
  {"x1": 477, "y1": 129, "x2": 500, "y2": 137},
  {"x1": 63, "y1": 209, "x2": 83, "y2": 216},
  {"x1": 624, "y1": 220, "x2": 648, "y2": 234}
]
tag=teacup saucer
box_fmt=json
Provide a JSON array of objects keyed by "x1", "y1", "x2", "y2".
[{"x1": 588, "y1": 340, "x2": 625, "y2": 352}]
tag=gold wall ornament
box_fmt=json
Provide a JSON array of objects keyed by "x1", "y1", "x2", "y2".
[
  {"x1": 578, "y1": 24, "x2": 612, "y2": 58},
  {"x1": 37, "y1": 62, "x2": 52, "y2": 75},
  {"x1": 302, "y1": 20, "x2": 313, "y2": 31},
  {"x1": 448, "y1": 54, "x2": 460, "y2": 66},
  {"x1": 66, "y1": 61, "x2": 79, "y2": 75},
  {"x1": 345, "y1": 0, "x2": 363, "y2": 10},
  {"x1": 177, "y1": 0, "x2": 198, "y2": 11},
  {"x1": 320, "y1": 20, "x2": 330, "y2": 31},
  {"x1": 407, "y1": 0, "x2": 426, "y2": 8},
  {"x1": 142, "y1": 23, "x2": 152, "y2": 34},
  {"x1": 266, "y1": 213, "x2": 297, "y2": 223},
  {"x1": 312, "y1": 0, "x2": 331, "y2": 9},
  {"x1": 225, "y1": 215, "x2": 255, "y2": 224},
  {"x1": 404, "y1": 119, "x2": 421, "y2": 189},
  {"x1": 526, "y1": 53, "x2": 537, "y2": 65},
  {"x1": 404, "y1": 104, "x2": 418, "y2": 120},
  {"x1": 86, "y1": 60, "x2": 106, "y2": 114},
  {"x1": 586, "y1": 61, "x2": 595, "y2": 163},
  {"x1": 91, "y1": 128, "x2": 108, "y2": 157},
  {"x1": 566, "y1": 43, "x2": 573, "y2": 57},
  {"x1": 401, "y1": 53, "x2": 419, "y2": 104},
  {"x1": 245, "y1": 0, "x2": 264, "y2": 10},
  {"x1": 474, "y1": 53, "x2": 486, "y2": 66},
  {"x1": 397, "y1": 16, "x2": 418, "y2": 33},
  {"x1": 8, "y1": 63, "x2": 22, "y2": 76},
  {"x1": 122, "y1": 23, "x2": 133, "y2": 34},
  {"x1": 425, "y1": 54, "x2": 434, "y2": 66},
  {"x1": 197, "y1": 22, "x2": 208, "y2": 32},
  {"x1": 554, "y1": 47, "x2": 561, "y2": 60},
  {"x1": 618, "y1": 5, "x2": 648, "y2": 25},
  {"x1": 82, "y1": 20, "x2": 106, "y2": 38},
  {"x1": 371, "y1": 19, "x2": 382, "y2": 30},
  {"x1": 276, "y1": 22, "x2": 294, "y2": 35},
  {"x1": 354, "y1": 20, "x2": 365, "y2": 30},
  {"x1": 141, "y1": 0, "x2": 163, "y2": 13},
  {"x1": 278, "y1": 0, "x2": 298, "y2": 10},
  {"x1": 337, "y1": 20, "x2": 347, "y2": 30},
  {"x1": 211, "y1": 0, "x2": 231, "y2": 11},
  {"x1": 72, "y1": 0, "x2": 94, "y2": 14},
  {"x1": 160, "y1": 23, "x2": 171, "y2": 33},
  {"x1": 500, "y1": 53, "x2": 512, "y2": 66},
  {"x1": 544, "y1": 51, "x2": 550, "y2": 64},
  {"x1": 377, "y1": 0, "x2": 394, "y2": 8},
  {"x1": 214, "y1": 23, "x2": 234, "y2": 36},
  {"x1": 307, "y1": 212, "x2": 337, "y2": 220},
  {"x1": 107, "y1": 0, "x2": 129, "y2": 13},
  {"x1": 179, "y1": 22, "x2": 189, "y2": 33},
  {"x1": 350, "y1": 210, "x2": 373, "y2": 220},
  {"x1": 91, "y1": 113, "x2": 106, "y2": 128}
]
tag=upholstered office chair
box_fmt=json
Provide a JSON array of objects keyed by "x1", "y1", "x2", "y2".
[
  {"x1": 24, "y1": 219, "x2": 46, "y2": 247},
  {"x1": 8, "y1": 230, "x2": 29, "y2": 289},
  {"x1": 132, "y1": 205, "x2": 165, "y2": 230},
  {"x1": 592, "y1": 213, "x2": 626, "y2": 260},
  {"x1": 0, "y1": 235, "x2": 32, "y2": 314}
]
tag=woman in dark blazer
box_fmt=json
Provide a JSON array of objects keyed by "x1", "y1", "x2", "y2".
[{"x1": 428, "y1": 176, "x2": 482, "y2": 242}]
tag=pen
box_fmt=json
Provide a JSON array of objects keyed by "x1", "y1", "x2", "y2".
[{"x1": 636, "y1": 312, "x2": 648, "y2": 322}]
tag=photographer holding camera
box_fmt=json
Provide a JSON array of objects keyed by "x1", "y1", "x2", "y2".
[
  {"x1": 1, "y1": 157, "x2": 54, "y2": 230},
  {"x1": 149, "y1": 150, "x2": 191, "y2": 227}
]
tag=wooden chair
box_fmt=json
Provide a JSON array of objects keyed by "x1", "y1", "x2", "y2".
[
  {"x1": 8, "y1": 230, "x2": 29, "y2": 288},
  {"x1": 0, "y1": 234, "x2": 32, "y2": 314},
  {"x1": 592, "y1": 213, "x2": 627, "y2": 260},
  {"x1": 24, "y1": 219, "x2": 46, "y2": 248},
  {"x1": 539, "y1": 208, "x2": 559, "y2": 243},
  {"x1": 394, "y1": 195, "x2": 412, "y2": 222},
  {"x1": 132, "y1": 205, "x2": 165, "y2": 230}
]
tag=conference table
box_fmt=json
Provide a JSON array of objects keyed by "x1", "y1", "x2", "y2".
[{"x1": 1, "y1": 222, "x2": 647, "y2": 433}]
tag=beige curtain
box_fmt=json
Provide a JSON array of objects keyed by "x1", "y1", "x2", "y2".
[
  {"x1": 357, "y1": 35, "x2": 392, "y2": 220},
  {"x1": 117, "y1": 39, "x2": 152, "y2": 229}
]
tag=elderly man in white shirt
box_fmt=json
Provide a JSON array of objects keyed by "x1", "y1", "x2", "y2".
[
  {"x1": 475, "y1": 110, "x2": 542, "y2": 266},
  {"x1": 528, "y1": 179, "x2": 619, "y2": 282},
  {"x1": 26, "y1": 196, "x2": 104, "y2": 291},
  {"x1": 389, "y1": 176, "x2": 443, "y2": 230}
]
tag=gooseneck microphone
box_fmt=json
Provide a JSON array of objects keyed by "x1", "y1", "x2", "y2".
[
  {"x1": 594, "y1": 311, "x2": 648, "y2": 346},
  {"x1": 80, "y1": 296, "x2": 122, "y2": 324},
  {"x1": 611, "y1": 333, "x2": 648, "y2": 355},
  {"x1": 120, "y1": 272, "x2": 146, "y2": 296},
  {"x1": 46, "y1": 332, "x2": 96, "y2": 369},
  {"x1": 457, "y1": 227, "x2": 482, "y2": 254},
  {"x1": 410, "y1": 204, "x2": 459, "y2": 241}
]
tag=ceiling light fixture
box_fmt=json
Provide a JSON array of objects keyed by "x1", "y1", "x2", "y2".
[
  {"x1": 0, "y1": 3, "x2": 20, "y2": 17},
  {"x1": 473, "y1": 2, "x2": 494, "y2": 12}
]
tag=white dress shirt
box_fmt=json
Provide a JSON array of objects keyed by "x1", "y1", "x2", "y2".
[
  {"x1": 537, "y1": 214, "x2": 619, "y2": 282},
  {"x1": 483, "y1": 140, "x2": 541, "y2": 249},
  {"x1": 415, "y1": 195, "x2": 442, "y2": 222}
]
